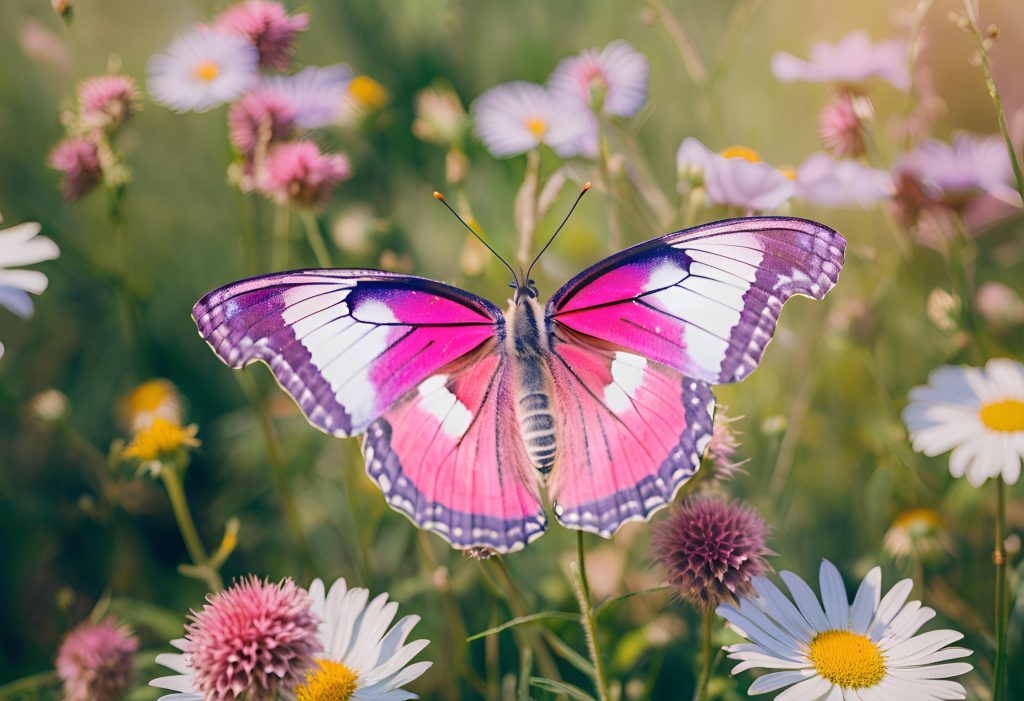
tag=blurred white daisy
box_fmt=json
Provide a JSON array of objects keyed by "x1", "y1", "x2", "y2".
[
  {"x1": 677, "y1": 138, "x2": 795, "y2": 212},
  {"x1": 260, "y1": 64, "x2": 352, "y2": 128},
  {"x1": 548, "y1": 40, "x2": 648, "y2": 118},
  {"x1": 0, "y1": 220, "x2": 59, "y2": 331},
  {"x1": 152, "y1": 577, "x2": 431, "y2": 701},
  {"x1": 795, "y1": 152, "x2": 893, "y2": 207},
  {"x1": 772, "y1": 31, "x2": 911, "y2": 91},
  {"x1": 717, "y1": 560, "x2": 973, "y2": 700},
  {"x1": 148, "y1": 29, "x2": 259, "y2": 113},
  {"x1": 903, "y1": 358, "x2": 1024, "y2": 486},
  {"x1": 473, "y1": 81, "x2": 593, "y2": 158}
]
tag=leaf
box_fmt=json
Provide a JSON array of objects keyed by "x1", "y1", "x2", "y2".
[
  {"x1": 466, "y1": 611, "x2": 579, "y2": 642},
  {"x1": 529, "y1": 677, "x2": 598, "y2": 701},
  {"x1": 540, "y1": 629, "x2": 595, "y2": 678},
  {"x1": 595, "y1": 586, "x2": 670, "y2": 618}
]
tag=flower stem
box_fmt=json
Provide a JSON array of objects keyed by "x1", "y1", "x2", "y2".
[
  {"x1": 993, "y1": 476, "x2": 1008, "y2": 701},
  {"x1": 236, "y1": 370, "x2": 316, "y2": 578},
  {"x1": 487, "y1": 557, "x2": 562, "y2": 682},
  {"x1": 573, "y1": 531, "x2": 611, "y2": 701},
  {"x1": 159, "y1": 467, "x2": 222, "y2": 592},
  {"x1": 236, "y1": 189, "x2": 258, "y2": 275},
  {"x1": 299, "y1": 210, "x2": 333, "y2": 268},
  {"x1": 272, "y1": 206, "x2": 290, "y2": 270},
  {"x1": 694, "y1": 612, "x2": 713, "y2": 701}
]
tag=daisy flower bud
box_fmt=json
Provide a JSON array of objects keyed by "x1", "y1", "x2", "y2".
[
  {"x1": 49, "y1": 137, "x2": 102, "y2": 201},
  {"x1": 883, "y1": 507, "x2": 953, "y2": 564},
  {"x1": 56, "y1": 618, "x2": 139, "y2": 701},
  {"x1": 412, "y1": 81, "x2": 466, "y2": 146}
]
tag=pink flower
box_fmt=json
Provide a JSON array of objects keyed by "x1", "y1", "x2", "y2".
[
  {"x1": 897, "y1": 133, "x2": 1020, "y2": 204},
  {"x1": 795, "y1": 153, "x2": 893, "y2": 207},
  {"x1": 260, "y1": 141, "x2": 351, "y2": 208},
  {"x1": 818, "y1": 91, "x2": 871, "y2": 158},
  {"x1": 78, "y1": 74, "x2": 141, "y2": 130},
  {"x1": 677, "y1": 138, "x2": 795, "y2": 212},
  {"x1": 214, "y1": 1, "x2": 309, "y2": 71},
  {"x1": 180, "y1": 577, "x2": 321, "y2": 701},
  {"x1": 56, "y1": 618, "x2": 139, "y2": 701},
  {"x1": 49, "y1": 137, "x2": 102, "y2": 201},
  {"x1": 228, "y1": 89, "x2": 296, "y2": 155},
  {"x1": 473, "y1": 81, "x2": 594, "y2": 158},
  {"x1": 548, "y1": 40, "x2": 649, "y2": 117},
  {"x1": 772, "y1": 31, "x2": 910, "y2": 90}
]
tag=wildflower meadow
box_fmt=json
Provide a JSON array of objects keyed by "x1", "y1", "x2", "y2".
[{"x1": 3, "y1": 1, "x2": 1024, "y2": 700}]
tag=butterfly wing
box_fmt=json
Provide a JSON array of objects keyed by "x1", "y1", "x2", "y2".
[
  {"x1": 545, "y1": 328, "x2": 715, "y2": 536},
  {"x1": 193, "y1": 269, "x2": 503, "y2": 437},
  {"x1": 547, "y1": 217, "x2": 845, "y2": 384},
  {"x1": 363, "y1": 343, "x2": 546, "y2": 553}
]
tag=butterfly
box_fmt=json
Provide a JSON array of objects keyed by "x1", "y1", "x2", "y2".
[{"x1": 193, "y1": 191, "x2": 845, "y2": 554}]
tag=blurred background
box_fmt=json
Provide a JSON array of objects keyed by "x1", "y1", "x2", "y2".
[{"x1": 1, "y1": 0, "x2": 1022, "y2": 698}]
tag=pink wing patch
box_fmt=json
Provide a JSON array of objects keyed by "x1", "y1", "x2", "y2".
[
  {"x1": 546, "y1": 330, "x2": 715, "y2": 537},
  {"x1": 193, "y1": 270, "x2": 502, "y2": 437},
  {"x1": 362, "y1": 345, "x2": 546, "y2": 553},
  {"x1": 548, "y1": 217, "x2": 845, "y2": 385}
]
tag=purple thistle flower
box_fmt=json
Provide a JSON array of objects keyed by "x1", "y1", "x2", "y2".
[
  {"x1": 772, "y1": 31, "x2": 911, "y2": 91},
  {"x1": 228, "y1": 89, "x2": 296, "y2": 156},
  {"x1": 78, "y1": 74, "x2": 141, "y2": 131},
  {"x1": 56, "y1": 618, "x2": 139, "y2": 701},
  {"x1": 214, "y1": 1, "x2": 309, "y2": 71},
  {"x1": 548, "y1": 40, "x2": 649, "y2": 118},
  {"x1": 49, "y1": 137, "x2": 102, "y2": 201},
  {"x1": 259, "y1": 140, "x2": 351, "y2": 209},
  {"x1": 818, "y1": 91, "x2": 871, "y2": 158},
  {"x1": 652, "y1": 496, "x2": 770, "y2": 610}
]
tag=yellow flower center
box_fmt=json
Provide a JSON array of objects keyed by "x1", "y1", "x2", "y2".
[
  {"x1": 893, "y1": 507, "x2": 942, "y2": 531},
  {"x1": 778, "y1": 166, "x2": 797, "y2": 181},
  {"x1": 348, "y1": 76, "x2": 390, "y2": 109},
  {"x1": 808, "y1": 630, "x2": 886, "y2": 689},
  {"x1": 124, "y1": 380, "x2": 177, "y2": 417},
  {"x1": 296, "y1": 659, "x2": 359, "y2": 701},
  {"x1": 526, "y1": 117, "x2": 548, "y2": 138},
  {"x1": 979, "y1": 399, "x2": 1024, "y2": 432},
  {"x1": 121, "y1": 418, "x2": 200, "y2": 462},
  {"x1": 193, "y1": 60, "x2": 221, "y2": 82},
  {"x1": 719, "y1": 145, "x2": 761, "y2": 162}
]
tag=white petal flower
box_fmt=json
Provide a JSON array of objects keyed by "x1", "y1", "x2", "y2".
[
  {"x1": 897, "y1": 134, "x2": 1021, "y2": 206},
  {"x1": 548, "y1": 40, "x2": 649, "y2": 117},
  {"x1": 717, "y1": 560, "x2": 973, "y2": 700},
  {"x1": 677, "y1": 138, "x2": 795, "y2": 212},
  {"x1": 148, "y1": 29, "x2": 259, "y2": 113},
  {"x1": 903, "y1": 358, "x2": 1024, "y2": 486},
  {"x1": 260, "y1": 64, "x2": 352, "y2": 128},
  {"x1": 473, "y1": 81, "x2": 594, "y2": 158},
  {"x1": 0, "y1": 221, "x2": 59, "y2": 319},
  {"x1": 151, "y1": 578, "x2": 431, "y2": 701},
  {"x1": 796, "y1": 153, "x2": 893, "y2": 207},
  {"x1": 772, "y1": 31, "x2": 911, "y2": 90}
]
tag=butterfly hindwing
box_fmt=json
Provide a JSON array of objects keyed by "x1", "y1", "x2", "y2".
[
  {"x1": 192, "y1": 270, "x2": 503, "y2": 437},
  {"x1": 547, "y1": 217, "x2": 845, "y2": 385},
  {"x1": 545, "y1": 329, "x2": 715, "y2": 537},
  {"x1": 362, "y1": 343, "x2": 547, "y2": 553}
]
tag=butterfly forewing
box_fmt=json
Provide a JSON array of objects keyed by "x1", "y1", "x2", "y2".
[{"x1": 192, "y1": 270, "x2": 503, "y2": 437}]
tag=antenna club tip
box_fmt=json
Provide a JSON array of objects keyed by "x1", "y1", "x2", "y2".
[
  {"x1": 582, "y1": 181, "x2": 592, "y2": 192},
  {"x1": 433, "y1": 191, "x2": 446, "y2": 202}
]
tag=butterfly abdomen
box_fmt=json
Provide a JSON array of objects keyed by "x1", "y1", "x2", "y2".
[{"x1": 508, "y1": 298, "x2": 557, "y2": 474}]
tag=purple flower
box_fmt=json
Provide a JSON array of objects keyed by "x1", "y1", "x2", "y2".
[
  {"x1": 652, "y1": 496, "x2": 770, "y2": 610},
  {"x1": 772, "y1": 31, "x2": 910, "y2": 90},
  {"x1": 228, "y1": 89, "x2": 296, "y2": 156},
  {"x1": 78, "y1": 74, "x2": 141, "y2": 131},
  {"x1": 796, "y1": 153, "x2": 893, "y2": 207},
  {"x1": 818, "y1": 91, "x2": 872, "y2": 158},
  {"x1": 258, "y1": 65, "x2": 352, "y2": 128},
  {"x1": 548, "y1": 40, "x2": 649, "y2": 117},
  {"x1": 214, "y1": 1, "x2": 309, "y2": 71},
  {"x1": 473, "y1": 81, "x2": 594, "y2": 158},
  {"x1": 148, "y1": 29, "x2": 259, "y2": 113},
  {"x1": 56, "y1": 618, "x2": 139, "y2": 701},
  {"x1": 259, "y1": 141, "x2": 351, "y2": 209},
  {"x1": 897, "y1": 133, "x2": 1020, "y2": 204},
  {"x1": 49, "y1": 137, "x2": 102, "y2": 201},
  {"x1": 677, "y1": 138, "x2": 795, "y2": 212}
]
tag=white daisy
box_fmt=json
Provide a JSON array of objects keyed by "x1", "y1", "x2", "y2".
[
  {"x1": 0, "y1": 220, "x2": 59, "y2": 332},
  {"x1": 717, "y1": 560, "x2": 973, "y2": 700},
  {"x1": 548, "y1": 40, "x2": 649, "y2": 118},
  {"x1": 795, "y1": 153, "x2": 893, "y2": 208},
  {"x1": 473, "y1": 81, "x2": 594, "y2": 158},
  {"x1": 151, "y1": 577, "x2": 432, "y2": 701},
  {"x1": 148, "y1": 29, "x2": 259, "y2": 113},
  {"x1": 903, "y1": 358, "x2": 1024, "y2": 486},
  {"x1": 260, "y1": 64, "x2": 352, "y2": 129},
  {"x1": 677, "y1": 137, "x2": 795, "y2": 212}
]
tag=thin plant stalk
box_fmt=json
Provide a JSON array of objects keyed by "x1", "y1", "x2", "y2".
[
  {"x1": 486, "y1": 557, "x2": 562, "y2": 682},
  {"x1": 597, "y1": 131, "x2": 623, "y2": 253},
  {"x1": 235, "y1": 189, "x2": 258, "y2": 274},
  {"x1": 159, "y1": 467, "x2": 222, "y2": 592},
  {"x1": 993, "y1": 477, "x2": 1008, "y2": 701},
  {"x1": 272, "y1": 206, "x2": 290, "y2": 271},
  {"x1": 573, "y1": 531, "x2": 611, "y2": 701},
  {"x1": 299, "y1": 209, "x2": 333, "y2": 268},
  {"x1": 694, "y1": 612, "x2": 713, "y2": 701}
]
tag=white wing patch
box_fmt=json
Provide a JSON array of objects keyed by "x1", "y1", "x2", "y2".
[
  {"x1": 604, "y1": 352, "x2": 647, "y2": 413},
  {"x1": 417, "y1": 373, "x2": 473, "y2": 438}
]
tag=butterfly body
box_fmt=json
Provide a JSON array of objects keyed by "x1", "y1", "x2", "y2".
[{"x1": 194, "y1": 216, "x2": 846, "y2": 553}]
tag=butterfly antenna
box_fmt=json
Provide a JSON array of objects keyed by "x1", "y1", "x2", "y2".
[
  {"x1": 525, "y1": 181, "x2": 591, "y2": 283},
  {"x1": 433, "y1": 191, "x2": 519, "y2": 287}
]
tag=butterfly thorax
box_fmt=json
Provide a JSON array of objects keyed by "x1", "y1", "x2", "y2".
[{"x1": 506, "y1": 297, "x2": 556, "y2": 474}]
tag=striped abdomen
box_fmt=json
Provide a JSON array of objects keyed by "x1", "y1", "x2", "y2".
[
  {"x1": 518, "y1": 382, "x2": 556, "y2": 473},
  {"x1": 506, "y1": 297, "x2": 557, "y2": 474}
]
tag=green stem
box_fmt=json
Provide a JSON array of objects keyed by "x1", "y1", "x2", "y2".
[
  {"x1": 0, "y1": 671, "x2": 58, "y2": 701},
  {"x1": 573, "y1": 531, "x2": 611, "y2": 701},
  {"x1": 993, "y1": 477, "x2": 1008, "y2": 701},
  {"x1": 694, "y1": 612, "x2": 713, "y2": 701},
  {"x1": 299, "y1": 210, "x2": 333, "y2": 268},
  {"x1": 237, "y1": 370, "x2": 316, "y2": 578},
  {"x1": 488, "y1": 557, "x2": 562, "y2": 682},
  {"x1": 272, "y1": 206, "x2": 290, "y2": 271},
  {"x1": 159, "y1": 468, "x2": 222, "y2": 591},
  {"x1": 597, "y1": 130, "x2": 623, "y2": 253},
  {"x1": 236, "y1": 189, "x2": 258, "y2": 275}
]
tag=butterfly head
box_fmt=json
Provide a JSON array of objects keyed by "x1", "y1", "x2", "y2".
[{"x1": 512, "y1": 277, "x2": 539, "y2": 305}]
